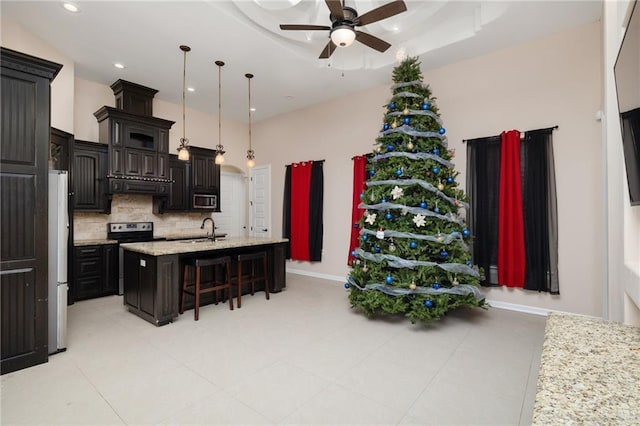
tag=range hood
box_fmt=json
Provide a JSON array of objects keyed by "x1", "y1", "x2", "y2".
[{"x1": 94, "y1": 80, "x2": 175, "y2": 196}]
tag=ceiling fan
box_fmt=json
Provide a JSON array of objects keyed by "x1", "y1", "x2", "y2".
[{"x1": 279, "y1": 0, "x2": 407, "y2": 59}]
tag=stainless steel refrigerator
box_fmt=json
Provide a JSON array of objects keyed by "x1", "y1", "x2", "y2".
[{"x1": 48, "y1": 170, "x2": 68, "y2": 354}]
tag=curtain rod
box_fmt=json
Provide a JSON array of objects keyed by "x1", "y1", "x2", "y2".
[
  {"x1": 285, "y1": 159, "x2": 325, "y2": 166},
  {"x1": 462, "y1": 125, "x2": 558, "y2": 143}
]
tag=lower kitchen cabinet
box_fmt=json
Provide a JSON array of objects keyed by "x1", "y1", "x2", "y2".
[{"x1": 74, "y1": 244, "x2": 118, "y2": 300}]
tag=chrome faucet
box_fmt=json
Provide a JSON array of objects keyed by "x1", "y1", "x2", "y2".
[{"x1": 200, "y1": 217, "x2": 216, "y2": 241}]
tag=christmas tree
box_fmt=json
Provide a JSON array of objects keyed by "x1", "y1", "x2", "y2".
[{"x1": 347, "y1": 57, "x2": 486, "y2": 324}]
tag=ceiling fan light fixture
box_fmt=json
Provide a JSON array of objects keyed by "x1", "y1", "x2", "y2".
[{"x1": 331, "y1": 25, "x2": 356, "y2": 47}]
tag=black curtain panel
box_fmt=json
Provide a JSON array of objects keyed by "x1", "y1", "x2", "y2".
[
  {"x1": 521, "y1": 129, "x2": 559, "y2": 294},
  {"x1": 282, "y1": 164, "x2": 292, "y2": 259},
  {"x1": 466, "y1": 135, "x2": 502, "y2": 286},
  {"x1": 308, "y1": 161, "x2": 324, "y2": 261}
]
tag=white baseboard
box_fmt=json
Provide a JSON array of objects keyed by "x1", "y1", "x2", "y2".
[
  {"x1": 285, "y1": 268, "x2": 578, "y2": 318},
  {"x1": 286, "y1": 268, "x2": 346, "y2": 283}
]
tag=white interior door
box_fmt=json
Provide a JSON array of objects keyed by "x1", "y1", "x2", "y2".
[
  {"x1": 249, "y1": 165, "x2": 271, "y2": 238},
  {"x1": 214, "y1": 172, "x2": 246, "y2": 237}
]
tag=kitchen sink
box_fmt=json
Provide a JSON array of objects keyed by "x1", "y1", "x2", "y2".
[{"x1": 179, "y1": 239, "x2": 212, "y2": 244}]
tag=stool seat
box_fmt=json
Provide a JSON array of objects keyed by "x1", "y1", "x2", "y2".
[
  {"x1": 236, "y1": 251, "x2": 269, "y2": 309},
  {"x1": 180, "y1": 255, "x2": 233, "y2": 320}
]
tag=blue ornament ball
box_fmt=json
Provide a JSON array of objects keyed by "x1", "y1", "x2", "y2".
[
  {"x1": 432, "y1": 148, "x2": 439, "y2": 156},
  {"x1": 434, "y1": 206, "x2": 440, "y2": 214},
  {"x1": 369, "y1": 169, "x2": 376, "y2": 177},
  {"x1": 438, "y1": 127, "x2": 446, "y2": 135},
  {"x1": 350, "y1": 250, "x2": 357, "y2": 257},
  {"x1": 353, "y1": 223, "x2": 359, "y2": 229},
  {"x1": 403, "y1": 117, "x2": 410, "y2": 125},
  {"x1": 466, "y1": 259, "x2": 473, "y2": 266},
  {"x1": 395, "y1": 168, "x2": 403, "y2": 177},
  {"x1": 462, "y1": 228, "x2": 470, "y2": 237},
  {"x1": 344, "y1": 283, "x2": 350, "y2": 289},
  {"x1": 386, "y1": 144, "x2": 394, "y2": 152},
  {"x1": 359, "y1": 192, "x2": 365, "y2": 199},
  {"x1": 432, "y1": 166, "x2": 440, "y2": 175},
  {"x1": 419, "y1": 201, "x2": 427, "y2": 209},
  {"x1": 362, "y1": 234, "x2": 368, "y2": 241},
  {"x1": 421, "y1": 102, "x2": 429, "y2": 110},
  {"x1": 424, "y1": 299, "x2": 434, "y2": 308},
  {"x1": 385, "y1": 274, "x2": 393, "y2": 284},
  {"x1": 374, "y1": 245, "x2": 381, "y2": 253},
  {"x1": 389, "y1": 102, "x2": 396, "y2": 110},
  {"x1": 440, "y1": 249, "x2": 448, "y2": 258},
  {"x1": 385, "y1": 212, "x2": 392, "y2": 220},
  {"x1": 409, "y1": 241, "x2": 418, "y2": 249},
  {"x1": 447, "y1": 176, "x2": 454, "y2": 184},
  {"x1": 381, "y1": 197, "x2": 387, "y2": 203},
  {"x1": 383, "y1": 123, "x2": 390, "y2": 131},
  {"x1": 433, "y1": 282, "x2": 441, "y2": 289}
]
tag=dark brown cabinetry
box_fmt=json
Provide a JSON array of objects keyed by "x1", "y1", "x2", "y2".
[
  {"x1": 73, "y1": 140, "x2": 109, "y2": 213},
  {"x1": 190, "y1": 146, "x2": 220, "y2": 200},
  {"x1": 94, "y1": 106, "x2": 173, "y2": 196},
  {"x1": 1, "y1": 48, "x2": 62, "y2": 375},
  {"x1": 154, "y1": 154, "x2": 189, "y2": 213},
  {"x1": 74, "y1": 244, "x2": 118, "y2": 301}
]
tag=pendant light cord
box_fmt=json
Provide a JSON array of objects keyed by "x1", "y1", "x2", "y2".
[{"x1": 182, "y1": 49, "x2": 187, "y2": 142}]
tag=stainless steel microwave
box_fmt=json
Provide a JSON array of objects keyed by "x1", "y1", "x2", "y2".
[{"x1": 193, "y1": 194, "x2": 217, "y2": 209}]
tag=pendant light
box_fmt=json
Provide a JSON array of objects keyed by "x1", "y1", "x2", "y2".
[
  {"x1": 245, "y1": 73, "x2": 255, "y2": 169},
  {"x1": 214, "y1": 60, "x2": 226, "y2": 165},
  {"x1": 177, "y1": 45, "x2": 191, "y2": 161}
]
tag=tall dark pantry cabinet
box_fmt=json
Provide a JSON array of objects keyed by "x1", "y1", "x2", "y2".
[{"x1": 1, "y1": 48, "x2": 62, "y2": 374}]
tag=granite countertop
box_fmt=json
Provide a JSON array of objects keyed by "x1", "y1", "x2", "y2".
[
  {"x1": 160, "y1": 233, "x2": 227, "y2": 241},
  {"x1": 533, "y1": 313, "x2": 640, "y2": 425},
  {"x1": 74, "y1": 239, "x2": 118, "y2": 247},
  {"x1": 120, "y1": 236, "x2": 289, "y2": 256}
]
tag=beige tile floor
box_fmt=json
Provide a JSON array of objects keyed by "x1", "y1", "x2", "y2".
[{"x1": 1, "y1": 274, "x2": 546, "y2": 425}]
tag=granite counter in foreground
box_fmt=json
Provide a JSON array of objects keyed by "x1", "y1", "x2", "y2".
[
  {"x1": 533, "y1": 313, "x2": 640, "y2": 425},
  {"x1": 120, "y1": 237, "x2": 289, "y2": 326}
]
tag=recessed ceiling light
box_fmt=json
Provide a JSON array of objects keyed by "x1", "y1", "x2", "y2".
[
  {"x1": 392, "y1": 25, "x2": 400, "y2": 32},
  {"x1": 187, "y1": 87, "x2": 195, "y2": 92},
  {"x1": 113, "y1": 63, "x2": 125, "y2": 69},
  {"x1": 250, "y1": 107, "x2": 256, "y2": 112},
  {"x1": 62, "y1": 2, "x2": 79, "y2": 13}
]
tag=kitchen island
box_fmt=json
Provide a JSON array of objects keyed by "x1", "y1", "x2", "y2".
[{"x1": 120, "y1": 237, "x2": 288, "y2": 326}]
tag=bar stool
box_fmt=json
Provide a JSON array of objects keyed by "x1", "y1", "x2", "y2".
[
  {"x1": 236, "y1": 251, "x2": 270, "y2": 309},
  {"x1": 180, "y1": 256, "x2": 233, "y2": 320}
]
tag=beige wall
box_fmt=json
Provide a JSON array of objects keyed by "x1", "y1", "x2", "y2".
[
  {"x1": 255, "y1": 21, "x2": 605, "y2": 317},
  {"x1": 1, "y1": 19, "x2": 75, "y2": 133}
]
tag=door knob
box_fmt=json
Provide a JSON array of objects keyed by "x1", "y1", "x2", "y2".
[{"x1": 262, "y1": 228, "x2": 268, "y2": 232}]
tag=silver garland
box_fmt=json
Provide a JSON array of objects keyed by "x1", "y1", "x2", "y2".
[
  {"x1": 360, "y1": 228, "x2": 470, "y2": 251},
  {"x1": 386, "y1": 109, "x2": 442, "y2": 126},
  {"x1": 347, "y1": 275, "x2": 484, "y2": 300},
  {"x1": 378, "y1": 126, "x2": 448, "y2": 148},
  {"x1": 365, "y1": 178, "x2": 469, "y2": 209},
  {"x1": 354, "y1": 248, "x2": 479, "y2": 277},
  {"x1": 373, "y1": 151, "x2": 454, "y2": 168},
  {"x1": 391, "y1": 80, "x2": 423, "y2": 89},
  {"x1": 359, "y1": 201, "x2": 465, "y2": 225}
]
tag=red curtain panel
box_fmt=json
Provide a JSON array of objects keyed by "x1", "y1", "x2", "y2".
[
  {"x1": 498, "y1": 130, "x2": 526, "y2": 287},
  {"x1": 348, "y1": 156, "x2": 367, "y2": 265},
  {"x1": 290, "y1": 161, "x2": 312, "y2": 261}
]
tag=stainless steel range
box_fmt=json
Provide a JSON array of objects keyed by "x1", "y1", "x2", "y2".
[{"x1": 107, "y1": 222, "x2": 164, "y2": 295}]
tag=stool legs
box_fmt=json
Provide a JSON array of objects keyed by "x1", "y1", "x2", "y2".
[
  {"x1": 237, "y1": 253, "x2": 270, "y2": 309},
  {"x1": 180, "y1": 257, "x2": 233, "y2": 321}
]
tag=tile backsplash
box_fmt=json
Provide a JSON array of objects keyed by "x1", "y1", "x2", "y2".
[{"x1": 74, "y1": 194, "x2": 211, "y2": 240}]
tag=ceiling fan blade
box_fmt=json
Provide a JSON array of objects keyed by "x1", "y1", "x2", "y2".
[
  {"x1": 356, "y1": 0, "x2": 407, "y2": 26},
  {"x1": 280, "y1": 24, "x2": 331, "y2": 31},
  {"x1": 325, "y1": 0, "x2": 344, "y2": 20},
  {"x1": 319, "y1": 40, "x2": 337, "y2": 59},
  {"x1": 355, "y1": 30, "x2": 391, "y2": 52}
]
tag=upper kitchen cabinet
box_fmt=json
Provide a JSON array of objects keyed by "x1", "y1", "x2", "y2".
[
  {"x1": 190, "y1": 146, "x2": 220, "y2": 211},
  {"x1": 73, "y1": 140, "x2": 109, "y2": 213},
  {"x1": 94, "y1": 80, "x2": 174, "y2": 197},
  {"x1": 154, "y1": 154, "x2": 189, "y2": 214},
  {"x1": 50, "y1": 127, "x2": 73, "y2": 171},
  {"x1": 1, "y1": 47, "x2": 62, "y2": 375}
]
